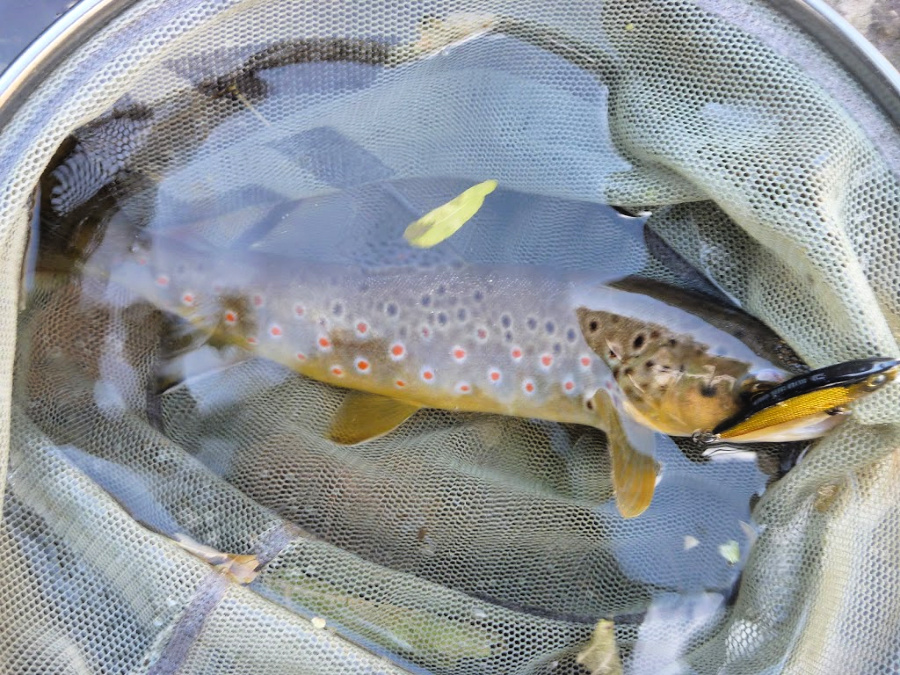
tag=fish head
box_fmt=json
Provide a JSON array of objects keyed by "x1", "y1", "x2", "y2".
[{"x1": 576, "y1": 307, "x2": 781, "y2": 437}]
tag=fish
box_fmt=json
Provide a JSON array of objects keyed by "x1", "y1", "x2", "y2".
[{"x1": 76, "y1": 231, "x2": 891, "y2": 518}]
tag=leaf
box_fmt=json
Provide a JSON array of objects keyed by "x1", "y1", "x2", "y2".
[
  {"x1": 576, "y1": 619, "x2": 623, "y2": 675},
  {"x1": 403, "y1": 179, "x2": 498, "y2": 248}
]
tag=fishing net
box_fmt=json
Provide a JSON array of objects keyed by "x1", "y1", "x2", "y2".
[{"x1": 0, "y1": 0, "x2": 899, "y2": 672}]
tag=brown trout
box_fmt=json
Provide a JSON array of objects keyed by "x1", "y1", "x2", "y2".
[{"x1": 79, "y1": 232, "x2": 891, "y2": 518}]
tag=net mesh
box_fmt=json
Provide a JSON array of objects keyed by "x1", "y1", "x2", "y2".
[{"x1": 1, "y1": 0, "x2": 899, "y2": 672}]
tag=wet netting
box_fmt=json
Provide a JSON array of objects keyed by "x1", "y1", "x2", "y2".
[{"x1": 1, "y1": 0, "x2": 899, "y2": 673}]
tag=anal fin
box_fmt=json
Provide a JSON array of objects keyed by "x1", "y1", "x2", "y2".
[
  {"x1": 594, "y1": 390, "x2": 660, "y2": 518},
  {"x1": 328, "y1": 390, "x2": 422, "y2": 445}
]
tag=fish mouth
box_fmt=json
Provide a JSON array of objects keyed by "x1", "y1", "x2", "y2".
[{"x1": 707, "y1": 356, "x2": 900, "y2": 443}]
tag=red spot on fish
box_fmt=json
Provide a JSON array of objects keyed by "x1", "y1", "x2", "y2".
[
  {"x1": 476, "y1": 328, "x2": 488, "y2": 340},
  {"x1": 453, "y1": 347, "x2": 466, "y2": 361},
  {"x1": 155, "y1": 274, "x2": 169, "y2": 287},
  {"x1": 390, "y1": 343, "x2": 406, "y2": 360},
  {"x1": 581, "y1": 356, "x2": 592, "y2": 368},
  {"x1": 421, "y1": 327, "x2": 431, "y2": 339},
  {"x1": 356, "y1": 322, "x2": 368, "y2": 335},
  {"x1": 181, "y1": 292, "x2": 195, "y2": 306},
  {"x1": 540, "y1": 354, "x2": 553, "y2": 368},
  {"x1": 294, "y1": 304, "x2": 305, "y2": 318},
  {"x1": 355, "y1": 358, "x2": 370, "y2": 373},
  {"x1": 489, "y1": 369, "x2": 501, "y2": 382},
  {"x1": 331, "y1": 366, "x2": 344, "y2": 377},
  {"x1": 523, "y1": 380, "x2": 535, "y2": 394},
  {"x1": 564, "y1": 380, "x2": 575, "y2": 392},
  {"x1": 456, "y1": 382, "x2": 471, "y2": 394},
  {"x1": 395, "y1": 380, "x2": 406, "y2": 388},
  {"x1": 295, "y1": 352, "x2": 307, "y2": 361},
  {"x1": 511, "y1": 347, "x2": 523, "y2": 361},
  {"x1": 269, "y1": 324, "x2": 283, "y2": 338},
  {"x1": 224, "y1": 311, "x2": 238, "y2": 325},
  {"x1": 421, "y1": 368, "x2": 435, "y2": 382},
  {"x1": 252, "y1": 294, "x2": 264, "y2": 307},
  {"x1": 247, "y1": 337, "x2": 258, "y2": 346},
  {"x1": 318, "y1": 337, "x2": 332, "y2": 352}
]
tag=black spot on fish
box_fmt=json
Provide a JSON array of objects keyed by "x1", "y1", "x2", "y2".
[
  {"x1": 669, "y1": 338, "x2": 678, "y2": 347},
  {"x1": 679, "y1": 364, "x2": 686, "y2": 372},
  {"x1": 633, "y1": 334, "x2": 645, "y2": 351},
  {"x1": 700, "y1": 383, "x2": 717, "y2": 397},
  {"x1": 386, "y1": 303, "x2": 398, "y2": 316},
  {"x1": 608, "y1": 349, "x2": 617, "y2": 360},
  {"x1": 332, "y1": 302, "x2": 343, "y2": 317},
  {"x1": 586, "y1": 399, "x2": 594, "y2": 410},
  {"x1": 645, "y1": 360, "x2": 655, "y2": 369},
  {"x1": 527, "y1": 317, "x2": 537, "y2": 330},
  {"x1": 457, "y1": 308, "x2": 467, "y2": 321},
  {"x1": 504, "y1": 331, "x2": 513, "y2": 342},
  {"x1": 566, "y1": 328, "x2": 577, "y2": 342},
  {"x1": 650, "y1": 330, "x2": 660, "y2": 340},
  {"x1": 624, "y1": 367, "x2": 634, "y2": 376},
  {"x1": 545, "y1": 321, "x2": 555, "y2": 335},
  {"x1": 438, "y1": 312, "x2": 448, "y2": 326},
  {"x1": 553, "y1": 342, "x2": 562, "y2": 354},
  {"x1": 473, "y1": 290, "x2": 484, "y2": 302},
  {"x1": 437, "y1": 285, "x2": 446, "y2": 295},
  {"x1": 612, "y1": 367, "x2": 620, "y2": 378},
  {"x1": 589, "y1": 320, "x2": 599, "y2": 333},
  {"x1": 421, "y1": 295, "x2": 431, "y2": 307},
  {"x1": 501, "y1": 315, "x2": 512, "y2": 328}
]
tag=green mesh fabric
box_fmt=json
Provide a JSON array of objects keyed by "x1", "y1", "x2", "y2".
[{"x1": 0, "y1": 1, "x2": 898, "y2": 672}]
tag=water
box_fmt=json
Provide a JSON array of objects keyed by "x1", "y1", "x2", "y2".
[{"x1": 20, "y1": 27, "x2": 788, "y2": 673}]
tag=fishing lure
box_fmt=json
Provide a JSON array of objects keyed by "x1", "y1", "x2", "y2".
[{"x1": 703, "y1": 357, "x2": 900, "y2": 443}]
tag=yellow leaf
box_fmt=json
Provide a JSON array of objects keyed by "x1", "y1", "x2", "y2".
[{"x1": 403, "y1": 179, "x2": 498, "y2": 248}]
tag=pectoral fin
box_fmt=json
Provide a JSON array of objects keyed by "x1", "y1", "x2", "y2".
[
  {"x1": 328, "y1": 391, "x2": 422, "y2": 445},
  {"x1": 594, "y1": 390, "x2": 660, "y2": 518}
]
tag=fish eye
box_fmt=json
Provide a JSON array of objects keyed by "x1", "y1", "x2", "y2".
[{"x1": 865, "y1": 373, "x2": 888, "y2": 390}]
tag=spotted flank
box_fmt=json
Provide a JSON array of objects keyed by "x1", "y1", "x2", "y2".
[{"x1": 100, "y1": 236, "x2": 883, "y2": 520}]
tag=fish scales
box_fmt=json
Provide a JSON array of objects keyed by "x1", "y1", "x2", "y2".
[{"x1": 113, "y1": 239, "x2": 615, "y2": 426}]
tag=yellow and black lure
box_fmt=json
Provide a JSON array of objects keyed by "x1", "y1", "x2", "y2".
[{"x1": 704, "y1": 357, "x2": 900, "y2": 443}]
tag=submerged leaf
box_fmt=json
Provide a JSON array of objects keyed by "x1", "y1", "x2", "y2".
[
  {"x1": 403, "y1": 179, "x2": 498, "y2": 248},
  {"x1": 576, "y1": 619, "x2": 623, "y2": 675}
]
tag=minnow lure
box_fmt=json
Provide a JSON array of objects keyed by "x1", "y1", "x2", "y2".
[
  {"x1": 704, "y1": 358, "x2": 900, "y2": 443},
  {"x1": 80, "y1": 233, "x2": 891, "y2": 518}
]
